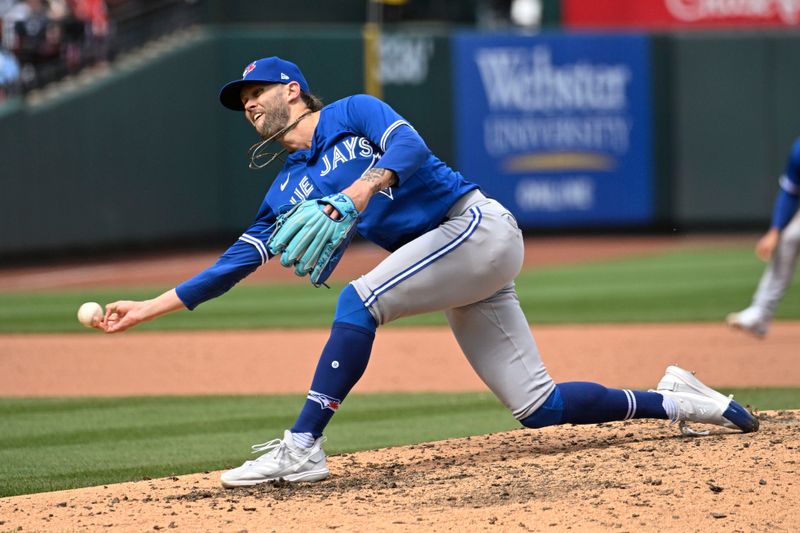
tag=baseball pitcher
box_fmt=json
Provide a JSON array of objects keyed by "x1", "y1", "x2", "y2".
[{"x1": 98, "y1": 57, "x2": 758, "y2": 487}]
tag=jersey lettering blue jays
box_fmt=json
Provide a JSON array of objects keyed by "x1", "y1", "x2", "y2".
[{"x1": 176, "y1": 94, "x2": 477, "y2": 309}]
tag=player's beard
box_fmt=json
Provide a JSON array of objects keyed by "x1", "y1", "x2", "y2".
[
  {"x1": 246, "y1": 92, "x2": 311, "y2": 169},
  {"x1": 256, "y1": 96, "x2": 291, "y2": 140}
]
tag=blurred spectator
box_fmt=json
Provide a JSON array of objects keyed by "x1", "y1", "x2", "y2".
[
  {"x1": 59, "y1": 3, "x2": 87, "y2": 72},
  {"x1": 4, "y1": 0, "x2": 63, "y2": 89},
  {"x1": 0, "y1": 3, "x2": 19, "y2": 94},
  {"x1": 0, "y1": 0, "x2": 202, "y2": 95},
  {"x1": 2, "y1": 1, "x2": 28, "y2": 50},
  {"x1": 71, "y1": 0, "x2": 109, "y2": 65},
  {"x1": 0, "y1": 0, "x2": 16, "y2": 26},
  {"x1": 0, "y1": 0, "x2": 111, "y2": 90},
  {"x1": 0, "y1": 38, "x2": 21, "y2": 100}
]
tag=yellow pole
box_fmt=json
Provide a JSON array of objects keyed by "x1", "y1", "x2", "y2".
[{"x1": 364, "y1": 2, "x2": 382, "y2": 99}]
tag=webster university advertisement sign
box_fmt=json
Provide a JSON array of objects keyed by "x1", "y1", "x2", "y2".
[
  {"x1": 564, "y1": 0, "x2": 800, "y2": 28},
  {"x1": 453, "y1": 33, "x2": 654, "y2": 227}
]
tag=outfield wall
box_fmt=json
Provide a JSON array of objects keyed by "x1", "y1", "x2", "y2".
[
  {"x1": 1, "y1": 27, "x2": 799, "y2": 257},
  {"x1": 0, "y1": 32, "x2": 225, "y2": 255},
  {"x1": 664, "y1": 32, "x2": 800, "y2": 228}
]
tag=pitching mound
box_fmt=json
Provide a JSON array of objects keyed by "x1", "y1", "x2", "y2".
[{"x1": 2, "y1": 411, "x2": 797, "y2": 532}]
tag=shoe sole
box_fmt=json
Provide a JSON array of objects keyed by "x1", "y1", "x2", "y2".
[
  {"x1": 221, "y1": 467, "x2": 330, "y2": 488},
  {"x1": 663, "y1": 366, "x2": 759, "y2": 433}
]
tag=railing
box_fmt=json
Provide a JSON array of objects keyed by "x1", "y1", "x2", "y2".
[
  {"x1": 0, "y1": 0, "x2": 207, "y2": 98},
  {"x1": 108, "y1": 0, "x2": 206, "y2": 58}
]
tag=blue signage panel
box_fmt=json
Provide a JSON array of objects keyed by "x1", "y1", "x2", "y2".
[{"x1": 453, "y1": 32, "x2": 654, "y2": 227}]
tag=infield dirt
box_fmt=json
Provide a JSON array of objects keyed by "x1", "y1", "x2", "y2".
[
  {"x1": 1, "y1": 235, "x2": 799, "y2": 531},
  {"x1": 1, "y1": 411, "x2": 798, "y2": 532}
]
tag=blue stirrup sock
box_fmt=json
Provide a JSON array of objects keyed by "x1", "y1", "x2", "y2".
[
  {"x1": 291, "y1": 285, "x2": 376, "y2": 440},
  {"x1": 521, "y1": 382, "x2": 668, "y2": 428},
  {"x1": 331, "y1": 283, "x2": 377, "y2": 331}
]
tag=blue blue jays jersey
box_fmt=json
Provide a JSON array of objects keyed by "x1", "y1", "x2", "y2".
[
  {"x1": 771, "y1": 137, "x2": 800, "y2": 229},
  {"x1": 176, "y1": 94, "x2": 477, "y2": 309},
  {"x1": 266, "y1": 94, "x2": 476, "y2": 250}
]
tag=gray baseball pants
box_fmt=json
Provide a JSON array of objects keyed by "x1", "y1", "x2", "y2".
[
  {"x1": 351, "y1": 190, "x2": 555, "y2": 420},
  {"x1": 750, "y1": 209, "x2": 800, "y2": 320}
]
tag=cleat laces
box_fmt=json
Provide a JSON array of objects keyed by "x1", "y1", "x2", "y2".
[{"x1": 249, "y1": 438, "x2": 287, "y2": 462}]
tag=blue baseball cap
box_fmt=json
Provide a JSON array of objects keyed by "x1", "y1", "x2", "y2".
[{"x1": 219, "y1": 56, "x2": 310, "y2": 111}]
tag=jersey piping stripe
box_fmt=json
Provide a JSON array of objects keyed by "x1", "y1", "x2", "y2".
[
  {"x1": 362, "y1": 206, "x2": 482, "y2": 308},
  {"x1": 238, "y1": 234, "x2": 268, "y2": 265},
  {"x1": 623, "y1": 389, "x2": 636, "y2": 420},
  {"x1": 779, "y1": 174, "x2": 799, "y2": 195},
  {"x1": 380, "y1": 120, "x2": 411, "y2": 152}
]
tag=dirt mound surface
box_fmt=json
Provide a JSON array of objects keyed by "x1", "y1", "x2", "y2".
[
  {"x1": 1, "y1": 411, "x2": 796, "y2": 532},
  {"x1": 3, "y1": 322, "x2": 800, "y2": 397}
]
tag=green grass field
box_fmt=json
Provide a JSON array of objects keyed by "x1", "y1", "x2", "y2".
[
  {"x1": 1, "y1": 245, "x2": 799, "y2": 333},
  {"x1": 1, "y1": 245, "x2": 798, "y2": 497},
  {"x1": 1, "y1": 388, "x2": 797, "y2": 498}
]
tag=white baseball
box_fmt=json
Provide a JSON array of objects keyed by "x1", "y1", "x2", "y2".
[{"x1": 77, "y1": 302, "x2": 104, "y2": 328}]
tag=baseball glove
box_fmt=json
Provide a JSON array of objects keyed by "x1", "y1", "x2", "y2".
[{"x1": 267, "y1": 193, "x2": 360, "y2": 286}]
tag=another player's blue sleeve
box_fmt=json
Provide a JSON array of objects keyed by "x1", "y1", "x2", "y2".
[
  {"x1": 770, "y1": 138, "x2": 800, "y2": 229},
  {"x1": 346, "y1": 94, "x2": 430, "y2": 184},
  {"x1": 175, "y1": 208, "x2": 276, "y2": 310}
]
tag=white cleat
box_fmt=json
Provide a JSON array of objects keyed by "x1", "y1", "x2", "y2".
[
  {"x1": 220, "y1": 430, "x2": 329, "y2": 488},
  {"x1": 726, "y1": 307, "x2": 769, "y2": 338},
  {"x1": 654, "y1": 365, "x2": 759, "y2": 435}
]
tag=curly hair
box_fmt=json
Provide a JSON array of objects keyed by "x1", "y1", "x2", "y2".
[{"x1": 300, "y1": 91, "x2": 324, "y2": 112}]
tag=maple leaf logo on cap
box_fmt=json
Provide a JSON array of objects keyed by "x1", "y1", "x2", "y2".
[{"x1": 242, "y1": 62, "x2": 257, "y2": 78}]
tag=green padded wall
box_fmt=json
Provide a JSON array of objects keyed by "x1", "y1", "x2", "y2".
[
  {"x1": 667, "y1": 32, "x2": 800, "y2": 228},
  {"x1": 5, "y1": 27, "x2": 800, "y2": 257},
  {"x1": 769, "y1": 35, "x2": 800, "y2": 178},
  {"x1": 0, "y1": 31, "x2": 225, "y2": 255}
]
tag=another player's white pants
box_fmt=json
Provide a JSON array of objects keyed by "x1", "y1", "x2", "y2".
[
  {"x1": 351, "y1": 190, "x2": 555, "y2": 420},
  {"x1": 750, "y1": 209, "x2": 800, "y2": 320}
]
